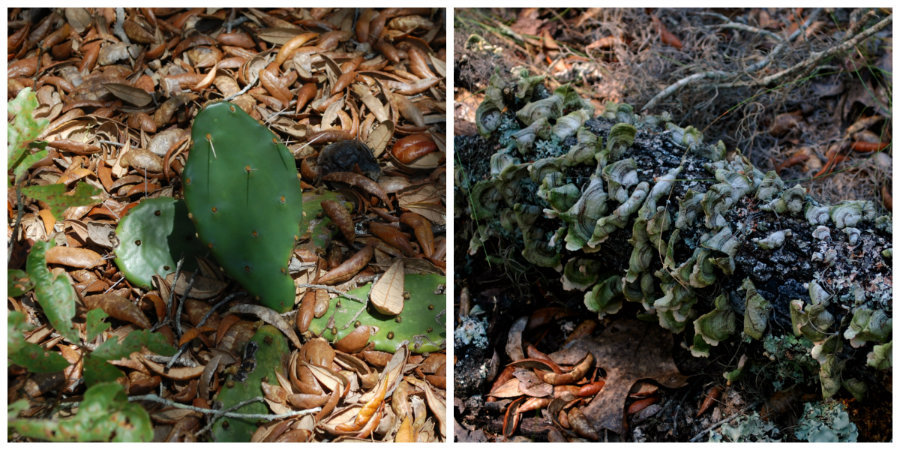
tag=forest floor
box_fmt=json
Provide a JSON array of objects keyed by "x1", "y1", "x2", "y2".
[{"x1": 8, "y1": 7, "x2": 446, "y2": 442}]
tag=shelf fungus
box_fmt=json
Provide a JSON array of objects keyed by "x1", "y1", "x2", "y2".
[{"x1": 458, "y1": 69, "x2": 892, "y2": 399}]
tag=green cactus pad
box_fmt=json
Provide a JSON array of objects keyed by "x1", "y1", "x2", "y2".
[
  {"x1": 183, "y1": 102, "x2": 303, "y2": 312},
  {"x1": 114, "y1": 197, "x2": 207, "y2": 289},
  {"x1": 212, "y1": 325, "x2": 288, "y2": 442},
  {"x1": 308, "y1": 273, "x2": 446, "y2": 354}
]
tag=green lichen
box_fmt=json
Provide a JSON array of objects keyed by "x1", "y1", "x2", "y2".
[
  {"x1": 459, "y1": 69, "x2": 892, "y2": 401},
  {"x1": 794, "y1": 401, "x2": 858, "y2": 442},
  {"x1": 708, "y1": 412, "x2": 781, "y2": 442}
]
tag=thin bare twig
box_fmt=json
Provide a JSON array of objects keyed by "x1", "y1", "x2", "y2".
[
  {"x1": 642, "y1": 9, "x2": 892, "y2": 111},
  {"x1": 689, "y1": 402, "x2": 762, "y2": 442},
  {"x1": 295, "y1": 283, "x2": 368, "y2": 304},
  {"x1": 129, "y1": 393, "x2": 320, "y2": 421}
]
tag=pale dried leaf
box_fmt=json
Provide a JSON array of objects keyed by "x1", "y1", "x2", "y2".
[
  {"x1": 104, "y1": 83, "x2": 153, "y2": 107},
  {"x1": 366, "y1": 120, "x2": 393, "y2": 157},
  {"x1": 370, "y1": 260, "x2": 404, "y2": 315},
  {"x1": 227, "y1": 303, "x2": 302, "y2": 349}
]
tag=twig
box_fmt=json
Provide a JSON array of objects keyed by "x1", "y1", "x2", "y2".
[
  {"x1": 174, "y1": 269, "x2": 198, "y2": 338},
  {"x1": 152, "y1": 258, "x2": 183, "y2": 332},
  {"x1": 295, "y1": 283, "x2": 368, "y2": 304},
  {"x1": 689, "y1": 401, "x2": 761, "y2": 442},
  {"x1": 642, "y1": 9, "x2": 890, "y2": 111},
  {"x1": 129, "y1": 393, "x2": 321, "y2": 421},
  {"x1": 725, "y1": 13, "x2": 892, "y2": 89},
  {"x1": 143, "y1": 353, "x2": 198, "y2": 367},
  {"x1": 8, "y1": 182, "x2": 26, "y2": 263},
  {"x1": 223, "y1": 78, "x2": 257, "y2": 102}
]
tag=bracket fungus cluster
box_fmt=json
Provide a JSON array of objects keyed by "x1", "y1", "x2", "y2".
[{"x1": 460, "y1": 69, "x2": 892, "y2": 398}]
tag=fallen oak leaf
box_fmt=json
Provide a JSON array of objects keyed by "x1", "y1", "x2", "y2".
[
  {"x1": 140, "y1": 354, "x2": 205, "y2": 380},
  {"x1": 227, "y1": 303, "x2": 302, "y2": 350},
  {"x1": 83, "y1": 293, "x2": 152, "y2": 329},
  {"x1": 45, "y1": 245, "x2": 105, "y2": 269},
  {"x1": 317, "y1": 245, "x2": 374, "y2": 285},
  {"x1": 549, "y1": 319, "x2": 688, "y2": 435},
  {"x1": 370, "y1": 259, "x2": 405, "y2": 315}
]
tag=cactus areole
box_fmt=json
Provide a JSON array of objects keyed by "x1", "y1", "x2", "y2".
[{"x1": 183, "y1": 102, "x2": 303, "y2": 312}]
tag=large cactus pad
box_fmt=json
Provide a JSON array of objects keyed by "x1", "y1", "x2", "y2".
[
  {"x1": 183, "y1": 102, "x2": 303, "y2": 312},
  {"x1": 309, "y1": 273, "x2": 446, "y2": 354}
]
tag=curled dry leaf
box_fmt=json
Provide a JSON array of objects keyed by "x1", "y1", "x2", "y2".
[
  {"x1": 391, "y1": 134, "x2": 437, "y2": 164},
  {"x1": 369, "y1": 222, "x2": 416, "y2": 257},
  {"x1": 296, "y1": 289, "x2": 317, "y2": 333},
  {"x1": 334, "y1": 325, "x2": 375, "y2": 353},
  {"x1": 321, "y1": 200, "x2": 355, "y2": 243},
  {"x1": 370, "y1": 259, "x2": 405, "y2": 315},
  {"x1": 399, "y1": 212, "x2": 434, "y2": 258},
  {"x1": 83, "y1": 293, "x2": 152, "y2": 329},
  {"x1": 317, "y1": 245, "x2": 374, "y2": 285},
  {"x1": 298, "y1": 337, "x2": 335, "y2": 367},
  {"x1": 45, "y1": 245, "x2": 105, "y2": 269}
]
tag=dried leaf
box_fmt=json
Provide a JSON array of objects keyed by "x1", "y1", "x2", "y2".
[
  {"x1": 104, "y1": 83, "x2": 153, "y2": 107},
  {"x1": 227, "y1": 303, "x2": 302, "y2": 349},
  {"x1": 365, "y1": 120, "x2": 394, "y2": 157},
  {"x1": 322, "y1": 171, "x2": 391, "y2": 206},
  {"x1": 317, "y1": 245, "x2": 374, "y2": 285},
  {"x1": 45, "y1": 246, "x2": 105, "y2": 269},
  {"x1": 83, "y1": 293, "x2": 152, "y2": 329},
  {"x1": 370, "y1": 259, "x2": 404, "y2": 315},
  {"x1": 550, "y1": 319, "x2": 688, "y2": 434}
]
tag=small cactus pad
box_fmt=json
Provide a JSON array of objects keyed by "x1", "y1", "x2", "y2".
[
  {"x1": 212, "y1": 325, "x2": 288, "y2": 441},
  {"x1": 114, "y1": 197, "x2": 207, "y2": 289},
  {"x1": 308, "y1": 273, "x2": 446, "y2": 354},
  {"x1": 183, "y1": 102, "x2": 303, "y2": 312}
]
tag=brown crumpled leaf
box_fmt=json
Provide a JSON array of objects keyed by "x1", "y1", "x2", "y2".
[{"x1": 549, "y1": 319, "x2": 688, "y2": 435}]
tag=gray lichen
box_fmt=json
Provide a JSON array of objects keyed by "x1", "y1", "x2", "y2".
[{"x1": 460, "y1": 69, "x2": 892, "y2": 399}]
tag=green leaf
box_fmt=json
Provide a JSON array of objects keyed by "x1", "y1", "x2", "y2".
[
  {"x1": 83, "y1": 354, "x2": 125, "y2": 386},
  {"x1": 9, "y1": 382, "x2": 152, "y2": 442},
  {"x1": 21, "y1": 181, "x2": 102, "y2": 222},
  {"x1": 7, "y1": 269, "x2": 34, "y2": 297},
  {"x1": 8, "y1": 311, "x2": 69, "y2": 373},
  {"x1": 82, "y1": 329, "x2": 174, "y2": 386},
  {"x1": 8, "y1": 88, "x2": 50, "y2": 181},
  {"x1": 26, "y1": 241, "x2": 78, "y2": 343},
  {"x1": 91, "y1": 329, "x2": 176, "y2": 361},
  {"x1": 85, "y1": 309, "x2": 110, "y2": 341}
]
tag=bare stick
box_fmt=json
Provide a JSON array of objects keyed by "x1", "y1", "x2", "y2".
[
  {"x1": 642, "y1": 9, "x2": 891, "y2": 112},
  {"x1": 129, "y1": 393, "x2": 320, "y2": 421}
]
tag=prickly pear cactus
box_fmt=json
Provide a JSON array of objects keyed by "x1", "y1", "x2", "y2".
[
  {"x1": 458, "y1": 69, "x2": 892, "y2": 398},
  {"x1": 183, "y1": 102, "x2": 303, "y2": 312},
  {"x1": 308, "y1": 273, "x2": 446, "y2": 353},
  {"x1": 212, "y1": 325, "x2": 288, "y2": 441},
  {"x1": 114, "y1": 197, "x2": 207, "y2": 289}
]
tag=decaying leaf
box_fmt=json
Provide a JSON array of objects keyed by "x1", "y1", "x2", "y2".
[{"x1": 550, "y1": 319, "x2": 688, "y2": 435}]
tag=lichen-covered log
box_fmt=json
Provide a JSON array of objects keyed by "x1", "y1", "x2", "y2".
[{"x1": 456, "y1": 70, "x2": 892, "y2": 398}]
